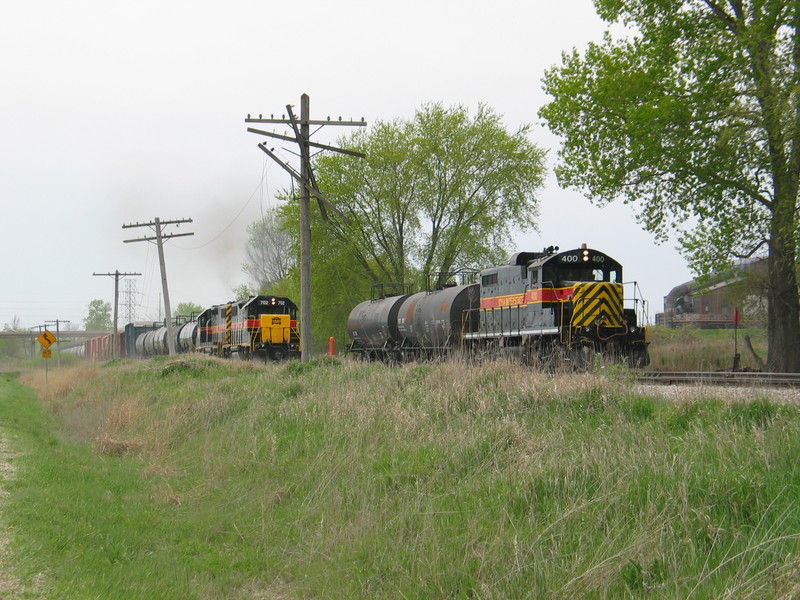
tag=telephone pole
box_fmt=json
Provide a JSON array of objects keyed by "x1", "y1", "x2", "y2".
[
  {"x1": 44, "y1": 319, "x2": 69, "y2": 368},
  {"x1": 122, "y1": 217, "x2": 193, "y2": 356},
  {"x1": 93, "y1": 270, "x2": 141, "y2": 358},
  {"x1": 246, "y1": 94, "x2": 366, "y2": 361}
]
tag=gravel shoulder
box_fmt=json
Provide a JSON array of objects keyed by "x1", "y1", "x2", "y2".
[
  {"x1": 0, "y1": 430, "x2": 23, "y2": 600},
  {"x1": 634, "y1": 383, "x2": 800, "y2": 404}
]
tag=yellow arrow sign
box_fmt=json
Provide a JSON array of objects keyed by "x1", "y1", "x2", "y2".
[{"x1": 37, "y1": 330, "x2": 57, "y2": 348}]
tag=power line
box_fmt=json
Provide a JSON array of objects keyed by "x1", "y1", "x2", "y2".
[
  {"x1": 245, "y1": 94, "x2": 366, "y2": 361},
  {"x1": 92, "y1": 270, "x2": 141, "y2": 358},
  {"x1": 123, "y1": 217, "x2": 194, "y2": 356}
]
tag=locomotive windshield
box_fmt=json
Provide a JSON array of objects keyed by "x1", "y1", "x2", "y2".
[
  {"x1": 557, "y1": 265, "x2": 620, "y2": 284},
  {"x1": 540, "y1": 250, "x2": 622, "y2": 286}
]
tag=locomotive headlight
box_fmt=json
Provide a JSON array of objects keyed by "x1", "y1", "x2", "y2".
[{"x1": 582, "y1": 249, "x2": 590, "y2": 262}]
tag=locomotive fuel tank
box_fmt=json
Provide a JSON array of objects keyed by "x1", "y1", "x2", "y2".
[
  {"x1": 347, "y1": 293, "x2": 411, "y2": 349},
  {"x1": 397, "y1": 284, "x2": 480, "y2": 348}
]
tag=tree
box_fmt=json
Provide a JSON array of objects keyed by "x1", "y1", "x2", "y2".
[
  {"x1": 83, "y1": 299, "x2": 112, "y2": 331},
  {"x1": 276, "y1": 103, "x2": 547, "y2": 348},
  {"x1": 175, "y1": 302, "x2": 204, "y2": 319},
  {"x1": 242, "y1": 208, "x2": 294, "y2": 291},
  {"x1": 0, "y1": 316, "x2": 24, "y2": 359},
  {"x1": 232, "y1": 284, "x2": 254, "y2": 301},
  {"x1": 540, "y1": 0, "x2": 800, "y2": 371},
  {"x1": 2, "y1": 316, "x2": 21, "y2": 332},
  {"x1": 289, "y1": 102, "x2": 547, "y2": 289}
]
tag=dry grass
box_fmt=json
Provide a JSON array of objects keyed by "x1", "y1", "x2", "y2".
[
  {"x1": 648, "y1": 326, "x2": 767, "y2": 371},
  {"x1": 19, "y1": 364, "x2": 99, "y2": 401},
  {"x1": 7, "y1": 355, "x2": 800, "y2": 598}
]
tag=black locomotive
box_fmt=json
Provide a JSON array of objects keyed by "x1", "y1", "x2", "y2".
[
  {"x1": 70, "y1": 296, "x2": 300, "y2": 362},
  {"x1": 196, "y1": 295, "x2": 300, "y2": 360},
  {"x1": 347, "y1": 246, "x2": 650, "y2": 368}
]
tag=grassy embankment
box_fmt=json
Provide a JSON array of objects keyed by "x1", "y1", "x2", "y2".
[{"x1": 1, "y1": 354, "x2": 799, "y2": 599}]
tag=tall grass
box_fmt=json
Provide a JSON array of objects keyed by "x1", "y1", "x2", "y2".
[
  {"x1": 647, "y1": 326, "x2": 768, "y2": 371},
  {"x1": 2, "y1": 357, "x2": 799, "y2": 598}
]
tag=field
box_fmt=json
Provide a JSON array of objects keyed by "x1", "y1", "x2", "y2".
[{"x1": 1, "y1": 354, "x2": 798, "y2": 599}]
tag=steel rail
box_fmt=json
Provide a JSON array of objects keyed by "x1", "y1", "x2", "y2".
[{"x1": 637, "y1": 371, "x2": 800, "y2": 388}]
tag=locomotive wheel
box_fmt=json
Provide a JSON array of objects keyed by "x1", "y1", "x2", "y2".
[
  {"x1": 627, "y1": 346, "x2": 650, "y2": 369},
  {"x1": 569, "y1": 345, "x2": 595, "y2": 371},
  {"x1": 530, "y1": 341, "x2": 567, "y2": 372}
]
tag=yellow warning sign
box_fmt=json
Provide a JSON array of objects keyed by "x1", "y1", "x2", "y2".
[
  {"x1": 42, "y1": 349, "x2": 52, "y2": 359},
  {"x1": 37, "y1": 330, "x2": 57, "y2": 348}
]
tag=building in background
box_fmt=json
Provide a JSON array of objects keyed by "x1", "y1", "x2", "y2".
[{"x1": 656, "y1": 258, "x2": 768, "y2": 328}]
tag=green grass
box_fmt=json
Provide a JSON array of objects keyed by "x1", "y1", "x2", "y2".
[
  {"x1": 1, "y1": 358, "x2": 799, "y2": 598},
  {"x1": 647, "y1": 326, "x2": 768, "y2": 371}
]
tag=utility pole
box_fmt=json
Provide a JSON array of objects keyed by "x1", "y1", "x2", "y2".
[
  {"x1": 44, "y1": 319, "x2": 69, "y2": 368},
  {"x1": 245, "y1": 94, "x2": 366, "y2": 361},
  {"x1": 92, "y1": 270, "x2": 141, "y2": 358},
  {"x1": 122, "y1": 217, "x2": 193, "y2": 356}
]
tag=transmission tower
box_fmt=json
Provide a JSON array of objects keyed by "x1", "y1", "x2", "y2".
[{"x1": 124, "y1": 279, "x2": 138, "y2": 323}]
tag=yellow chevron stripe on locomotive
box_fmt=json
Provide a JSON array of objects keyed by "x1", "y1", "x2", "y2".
[{"x1": 570, "y1": 282, "x2": 624, "y2": 327}]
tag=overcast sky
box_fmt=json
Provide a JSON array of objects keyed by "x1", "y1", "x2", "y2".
[{"x1": 1, "y1": 0, "x2": 691, "y2": 331}]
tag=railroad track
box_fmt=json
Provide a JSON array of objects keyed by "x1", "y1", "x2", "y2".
[{"x1": 637, "y1": 371, "x2": 800, "y2": 388}]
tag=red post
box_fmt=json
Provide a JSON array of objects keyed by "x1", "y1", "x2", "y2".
[{"x1": 329, "y1": 337, "x2": 335, "y2": 357}]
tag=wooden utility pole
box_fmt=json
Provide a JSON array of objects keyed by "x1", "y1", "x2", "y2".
[
  {"x1": 245, "y1": 93, "x2": 366, "y2": 361},
  {"x1": 122, "y1": 217, "x2": 193, "y2": 356},
  {"x1": 92, "y1": 270, "x2": 141, "y2": 358},
  {"x1": 44, "y1": 319, "x2": 68, "y2": 368}
]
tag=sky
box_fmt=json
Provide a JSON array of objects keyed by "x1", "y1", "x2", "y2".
[{"x1": 1, "y1": 0, "x2": 692, "y2": 332}]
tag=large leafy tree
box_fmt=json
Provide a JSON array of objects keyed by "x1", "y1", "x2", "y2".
[
  {"x1": 83, "y1": 299, "x2": 112, "y2": 331},
  {"x1": 304, "y1": 102, "x2": 546, "y2": 288},
  {"x1": 276, "y1": 103, "x2": 547, "y2": 348},
  {"x1": 540, "y1": 0, "x2": 800, "y2": 372}
]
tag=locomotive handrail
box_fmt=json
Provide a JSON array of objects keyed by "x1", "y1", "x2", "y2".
[{"x1": 622, "y1": 280, "x2": 650, "y2": 326}]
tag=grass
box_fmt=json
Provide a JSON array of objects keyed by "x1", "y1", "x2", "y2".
[
  {"x1": 647, "y1": 326, "x2": 768, "y2": 371},
  {"x1": 0, "y1": 357, "x2": 799, "y2": 598}
]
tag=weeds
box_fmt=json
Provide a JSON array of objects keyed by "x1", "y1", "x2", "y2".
[
  {"x1": 647, "y1": 326, "x2": 767, "y2": 371},
  {"x1": 2, "y1": 357, "x2": 800, "y2": 598}
]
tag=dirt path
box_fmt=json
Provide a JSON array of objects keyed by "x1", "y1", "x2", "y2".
[{"x1": 0, "y1": 430, "x2": 23, "y2": 600}]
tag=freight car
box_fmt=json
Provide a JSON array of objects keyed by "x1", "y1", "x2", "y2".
[
  {"x1": 76, "y1": 295, "x2": 299, "y2": 362},
  {"x1": 347, "y1": 245, "x2": 650, "y2": 368}
]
